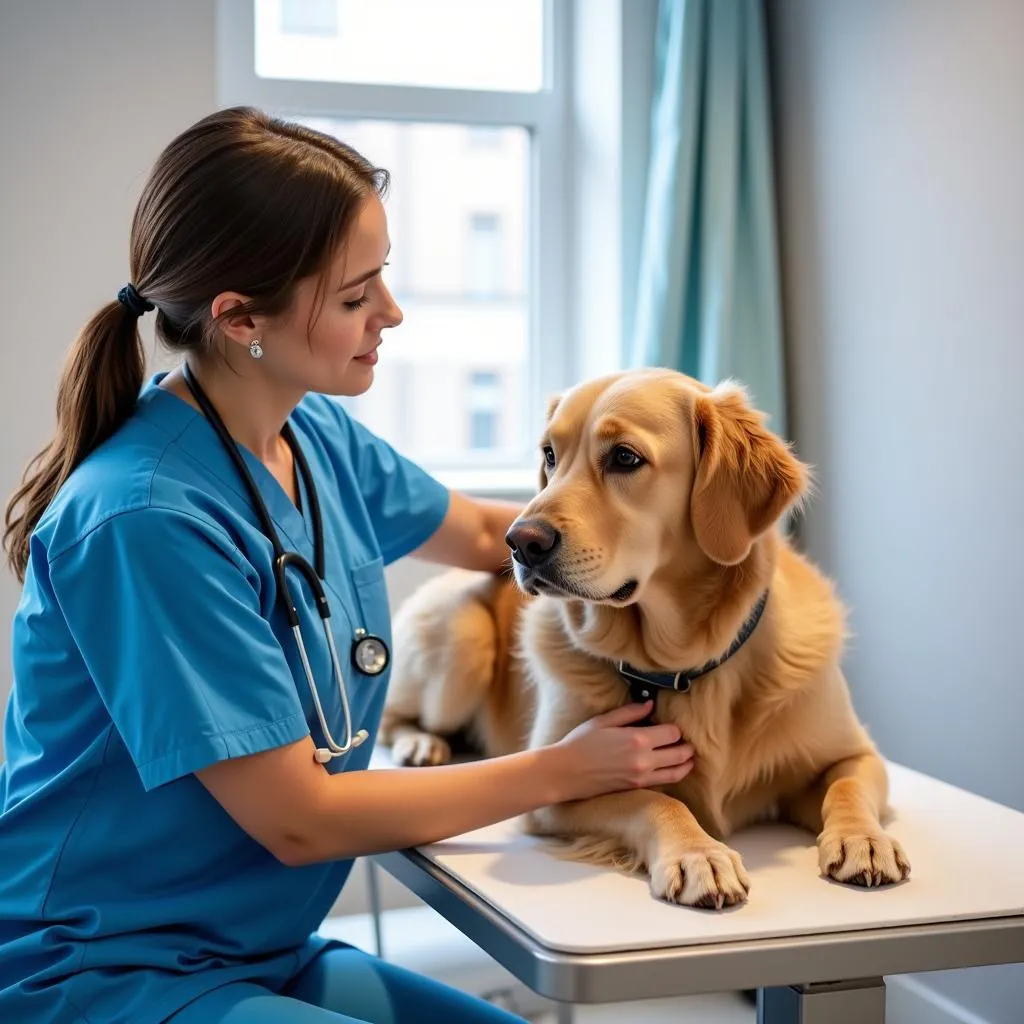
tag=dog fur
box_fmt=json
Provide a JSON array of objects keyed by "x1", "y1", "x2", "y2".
[{"x1": 381, "y1": 369, "x2": 909, "y2": 909}]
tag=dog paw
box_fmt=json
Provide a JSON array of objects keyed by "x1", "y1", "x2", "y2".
[
  {"x1": 650, "y1": 844, "x2": 750, "y2": 910},
  {"x1": 818, "y1": 828, "x2": 910, "y2": 887},
  {"x1": 391, "y1": 732, "x2": 452, "y2": 767}
]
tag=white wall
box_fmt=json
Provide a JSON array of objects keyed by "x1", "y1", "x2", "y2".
[{"x1": 768, "y1": 1, "x2": 1024, "y2": 1021}]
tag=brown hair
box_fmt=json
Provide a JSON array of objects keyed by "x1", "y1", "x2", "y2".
[{"x1": 4, "y1": 106, "x2": 388, "y2": 581}]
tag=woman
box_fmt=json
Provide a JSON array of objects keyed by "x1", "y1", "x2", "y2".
[{"x1": 0, "y1": 107, "x2": 694, "y2": 1024}]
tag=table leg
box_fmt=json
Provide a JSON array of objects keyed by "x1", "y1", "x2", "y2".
[
  {"x1": 757, "y1": 978, "x2": 885, "y2": 1024},
  {"x1": 555, "y1": 1003, "x2": 575, "y2": 1024},
  {"x1": 366, "y1": 859, "x2": 385, "y2": 960}
]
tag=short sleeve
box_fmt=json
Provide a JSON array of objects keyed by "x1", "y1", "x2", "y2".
[
  {"x1": 345, "y1": 414, "x2": 451, "y2": 565},
  {"x1": 49, "y1": 508, "x2": 310, "y2": 791}
]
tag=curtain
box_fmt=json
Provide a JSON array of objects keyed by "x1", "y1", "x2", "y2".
[{"x1": 629, "y1": 0, "x2": 787, "y2": 436}]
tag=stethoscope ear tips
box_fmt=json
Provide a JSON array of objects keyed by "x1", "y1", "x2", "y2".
[{"x1": 313, "y1": 730, "x2": 369, "y2": 764}]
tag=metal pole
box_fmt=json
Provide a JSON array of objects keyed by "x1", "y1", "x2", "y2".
[
  {"x1": 758, "y1": 978, "x2": 886, "y2": 1024},
  {"x1": 366, "y1": 859, "x2": 385, "y2": 960}
]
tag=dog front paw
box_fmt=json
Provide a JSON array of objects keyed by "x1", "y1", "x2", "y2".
[
  {"x1": 818, "y1": 827, "x2": 910, "y2": 887},
  {"x1": 391, "y1": 732, "x2": 452, "y2": 767},
  {"x1": 650, "y1": 843, "x2": 750, "y2": 910}
]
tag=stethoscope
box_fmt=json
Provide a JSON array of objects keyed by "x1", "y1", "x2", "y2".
[{"x1": 182, "y1": 364, "x2": 390, "y2": 763}]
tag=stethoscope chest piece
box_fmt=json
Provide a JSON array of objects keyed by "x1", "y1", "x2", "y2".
[{"x1": 352, "y1": 628, "x2": 389, "y2": 676}]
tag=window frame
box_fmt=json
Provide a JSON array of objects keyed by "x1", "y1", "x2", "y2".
[{"x1": 216, "y1": 0, "x2": 573, "y2": 477}]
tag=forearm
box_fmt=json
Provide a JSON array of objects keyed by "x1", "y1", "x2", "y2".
[
  {"x1": 198, "y1": 705, "x2": 691, "y2": 867},
  {"x1": 293, "y1": 746, "x2": 563, "y2": 864},
  {"x1": 474, "y1": 498, "x2": 523, "y2": 573},
  {"x1": 411, "y1": 492, "x2": 523, "y2": 574}
]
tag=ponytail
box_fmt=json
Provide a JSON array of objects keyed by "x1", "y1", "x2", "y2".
[{"x1": 3, "y1": 301, "x2": 145, "y2": 581}]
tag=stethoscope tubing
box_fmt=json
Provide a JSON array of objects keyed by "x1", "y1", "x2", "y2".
[{"x1": 181, "y1": 364, "x2": 383, "y2": 759}]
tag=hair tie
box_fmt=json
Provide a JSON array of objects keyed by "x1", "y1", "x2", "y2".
[{"x1": 117, "y1": 283, "x2": 155, "y2": 317}]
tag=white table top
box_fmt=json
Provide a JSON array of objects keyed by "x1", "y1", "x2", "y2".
[{"x1": 371, "y1": 751, "x2": 1024, "y2": 956}]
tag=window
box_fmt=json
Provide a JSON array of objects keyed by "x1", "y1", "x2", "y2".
[
  {"x1": 465, "y1": 213, "x2": 505, "y2": 299},
  {"x1": 466, "y1": 126, "x2": 506, "y2": 151},
  {"x1": 467, "y1": 371, "x2": 502, "y2": 451},
  {"x1": 289, "y1": 119, "x2": 528, "y2": 464},
  {"x1": 255, "y1": 0, "x2": 545, "y2": 92},
  {"x1": 279, "y1": 0, "x2": 337, "y2": 37},
  {"x1": 219, "y1": 0, "x2": 571, "y2": 476},
  {"x1": 469, "y1": 412, "x2": 497, "y2": 451}
]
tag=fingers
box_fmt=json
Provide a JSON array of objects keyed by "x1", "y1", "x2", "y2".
[
  {"x1": 594, "y1": 701, "x2": 654, "y2": 727},
  {"x1": 650, "y1": 742, "x2": 695, "y2": 770},
  {"x1": 647, "y1": 760, "x2": 696, "y2": 786},
  {"x1": 591, "y1": 707, "x2": 686, "y2": 752},
  {"x1": 640, "y1": 723, "x2": 684, "y2": 749}
]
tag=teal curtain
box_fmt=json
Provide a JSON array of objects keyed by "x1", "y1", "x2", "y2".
[{"x1": 629, "y1": 0, "x2": 787, "y2": 436}]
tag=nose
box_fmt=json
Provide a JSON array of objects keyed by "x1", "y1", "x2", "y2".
[
  {"x1": 506, "y1": 518, "x2": 561, "y2": 569},
  {"x1": 379, "y1": 280, "x2": 403, "y2": 328}
]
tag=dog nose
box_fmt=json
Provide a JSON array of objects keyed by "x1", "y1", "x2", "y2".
[{"x1": 505, "y1": 519, "x2": 561, "y2": 569}]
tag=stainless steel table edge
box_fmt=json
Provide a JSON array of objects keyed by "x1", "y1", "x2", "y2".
[{"x1": 374, "y1": 849, "x2": 1024, "y2": 1004}]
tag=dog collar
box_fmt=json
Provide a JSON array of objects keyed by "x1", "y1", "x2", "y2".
[{"x1": 618, "y1": 590, "x2": 769, "y2": 705}]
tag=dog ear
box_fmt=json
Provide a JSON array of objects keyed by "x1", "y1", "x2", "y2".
[
  {"x1": 689, "y1": 384, "x2": 809, "y2": 565},
  {"x1": 537, "y1": 392, "x2": 563, "y2": 491}
]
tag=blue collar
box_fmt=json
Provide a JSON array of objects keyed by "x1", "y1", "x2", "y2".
[{"x1": 619, "y1": 590, "x2": 770, "y2": 705}]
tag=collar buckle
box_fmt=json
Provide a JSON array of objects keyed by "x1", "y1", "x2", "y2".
[{"x1": 619, "y1": 662, "x2": 693, "y2": 695}]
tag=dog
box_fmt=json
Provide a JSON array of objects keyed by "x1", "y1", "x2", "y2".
[
  {"x1": 381, "y1": 567, "x2": 532, "y2": 767},
  {"x1": 381, "y1": 369, "x2": 910, "y2": 909}
]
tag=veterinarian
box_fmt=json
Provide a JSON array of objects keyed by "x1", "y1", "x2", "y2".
[{"x1": 0, "y1": 108, "x2": 695, "y2": 1024}]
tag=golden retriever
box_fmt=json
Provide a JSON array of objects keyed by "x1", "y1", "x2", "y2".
[{"x1": 381, "y1": 369, "x2": 910, "y2": 909}]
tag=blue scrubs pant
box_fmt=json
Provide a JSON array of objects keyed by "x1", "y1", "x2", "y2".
[{"x1": 165, "y1": 946, "x2": 526, "y2": 1023}]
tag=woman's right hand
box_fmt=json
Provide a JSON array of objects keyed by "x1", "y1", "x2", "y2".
[{"x1": 547, "y1": 701, "x2": 695, "y2": 802}]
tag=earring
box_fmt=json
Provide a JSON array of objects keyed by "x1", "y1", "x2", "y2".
[{"x1": 249, "y1": 337, "x2": 263, "y2": 360}]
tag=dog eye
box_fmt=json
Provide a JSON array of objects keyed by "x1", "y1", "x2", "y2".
[
  {"x1": 608, "y1": 446, "x2": 645, "y2": 472},
  {"x1": 541, "y1": 445, "x2": 556, "y2": 468}
]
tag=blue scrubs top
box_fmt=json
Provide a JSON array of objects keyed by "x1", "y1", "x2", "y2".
[{"x1": 0, "y1": 375, "x2": 450, "y2": 1024}]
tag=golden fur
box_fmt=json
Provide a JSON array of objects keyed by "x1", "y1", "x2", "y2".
[{"x1": 381, "y1": 369, "x2": 910, "y2": 909}]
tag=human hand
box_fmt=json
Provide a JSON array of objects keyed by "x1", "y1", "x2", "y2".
[{"x1": 547, "y1": 702, "x2": 695, "y2": 802}]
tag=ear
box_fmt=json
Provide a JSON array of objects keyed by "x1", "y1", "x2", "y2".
[
  {"x1": 537, "y1": 392, "x2": 563, "y2": 491},
  {"x1": 210, "y1": 293, "x2": 258, "y2": 347},
  {"x1": 689, "y1": 383, "x2": 809, "y2": 565}
]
